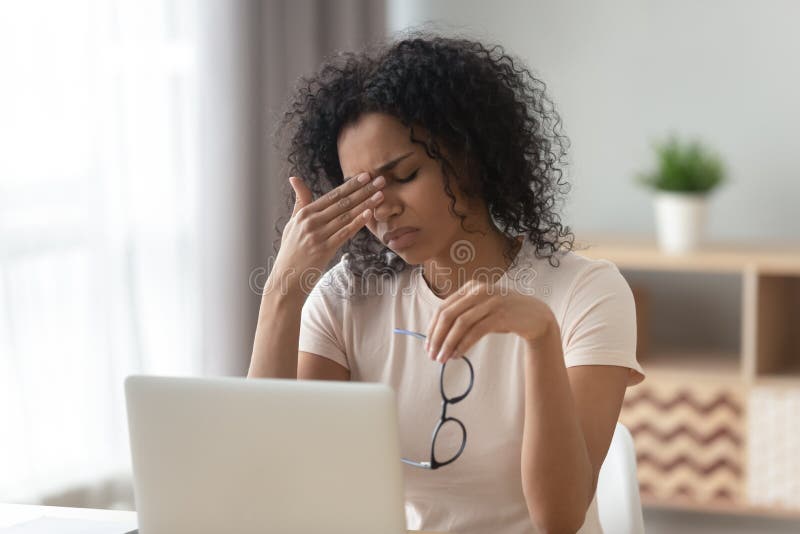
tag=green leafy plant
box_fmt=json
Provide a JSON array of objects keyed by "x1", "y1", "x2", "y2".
[{"x1": 635, "y1": 135, "x2": 726, "y2": 193}]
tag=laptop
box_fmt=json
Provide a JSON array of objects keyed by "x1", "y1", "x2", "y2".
[{"x1": 124, "y1": 374, "x2": 408, "y2": 534}]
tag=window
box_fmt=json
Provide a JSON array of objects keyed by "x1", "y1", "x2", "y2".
[{"x1": 0, "y1": 0, "x2": 201, "y2": 504}]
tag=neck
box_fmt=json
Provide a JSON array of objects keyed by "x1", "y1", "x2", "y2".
[{"x1": 422, "y1": 228, "x2": 522, "y2": 300}]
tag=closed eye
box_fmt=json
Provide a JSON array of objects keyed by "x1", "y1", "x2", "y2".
[{"x1": 395, "y1": 169, "x2": 419, "y2": 184}]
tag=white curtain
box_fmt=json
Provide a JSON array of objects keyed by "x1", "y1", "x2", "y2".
[
  {"x1": 0, "y1": 0, "x2": 202, "y2": 506},
  {"x1": 0, "y1": 0, "x2": 386, "y2": 510}
]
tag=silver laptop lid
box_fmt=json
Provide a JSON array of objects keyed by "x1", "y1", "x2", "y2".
[{"x1": 125, "y1": 375, "x2": 407, "y2": 534}]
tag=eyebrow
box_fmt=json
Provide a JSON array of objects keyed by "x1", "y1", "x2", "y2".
[{"x1": 344, "y1": 151, "x2": 414, "y2": 181}]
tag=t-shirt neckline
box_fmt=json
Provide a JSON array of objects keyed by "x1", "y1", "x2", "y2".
[{"x1": 413, "y1": 235, "x2": 529, "y2": 306}]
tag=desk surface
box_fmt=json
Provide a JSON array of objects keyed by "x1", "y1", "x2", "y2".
[{"x1": 0, "y1": 503, "x2": 444, "y2": 533}]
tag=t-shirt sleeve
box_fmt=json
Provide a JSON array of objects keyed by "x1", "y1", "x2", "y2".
[
  {"x1": 298, "y1": 268, "x2": 350, "y2": 370},
  {"x1": 559, "y1": 259, "x2": 645, "y2": 386}
]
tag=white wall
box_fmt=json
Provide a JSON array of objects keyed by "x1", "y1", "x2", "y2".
[
  {"x1": 388, "y1": 2, "x2": 800, "y2": 532},
  {"x1": 388, "y1": 0, "x2": 800, "y2": 243}
]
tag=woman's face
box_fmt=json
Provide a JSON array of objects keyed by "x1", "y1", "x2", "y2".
[{"x1": 337, "y1": 112, "x2": 482, "y2": 265}]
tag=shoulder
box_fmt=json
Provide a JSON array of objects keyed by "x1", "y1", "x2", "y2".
[
  {"x1": 506, "y1": 243, "x2": 630, "y2": 317},
  {"x1": 552, "y1": 251, "x2": 632, "y2": 318},
  {"x1": 556, "y1": 251, "x2": 628, "y2": 298},
  {"x1": 304, "y1": 257, "x2": 356, "y2": 302},
  {"x1": 545, "y1": 249, "x2": 635, "y2": 332}
]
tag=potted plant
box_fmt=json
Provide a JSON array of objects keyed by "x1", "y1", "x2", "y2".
[{"x1": 635, "y1": 134, "x2": 727, "y2": 254}]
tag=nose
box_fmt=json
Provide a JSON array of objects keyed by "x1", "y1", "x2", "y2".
[{"x1": 372, "y1": 190, "x2": 402, "y2": 222}]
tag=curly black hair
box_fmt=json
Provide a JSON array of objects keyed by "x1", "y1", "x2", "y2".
[{"x1": 273, "y1": 29, "x2": 575, "y2": 279}]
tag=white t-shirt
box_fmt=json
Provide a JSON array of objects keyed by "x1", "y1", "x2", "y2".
[{"x1": 299, "y1": 236, "x2": 645, "y2": 534}]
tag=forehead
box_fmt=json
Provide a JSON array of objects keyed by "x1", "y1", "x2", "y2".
[{"x1": 337, "y1": 112, "x2": 418, "y2": 174}]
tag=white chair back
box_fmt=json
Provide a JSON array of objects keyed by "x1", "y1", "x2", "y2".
[{"x1": 596, "y1": 422, "x2": 645, "y2": 534}]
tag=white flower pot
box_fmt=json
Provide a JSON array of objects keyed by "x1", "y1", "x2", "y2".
[{"x1": 653, "y1": 191, "x2": 708, "y2": 254}]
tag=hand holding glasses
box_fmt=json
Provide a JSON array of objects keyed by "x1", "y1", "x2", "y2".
[{"x1": 393, "y1": 328, "x2": 475, "y2": 469}]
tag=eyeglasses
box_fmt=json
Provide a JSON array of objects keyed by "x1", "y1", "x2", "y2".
[{"x1": 393, "y1": 328, "x2": 475, "y2": 469}]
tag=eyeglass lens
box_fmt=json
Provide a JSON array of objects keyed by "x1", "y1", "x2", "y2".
[
  {"x1": 432, "y1": 418, "x2": 466, "y2": 464},
  {"x1": 393, "y1": 327, "x2": 473, "y2": 469},
  {"x1": 441, "y1": 358, "x2": 472, "y2": 400}
]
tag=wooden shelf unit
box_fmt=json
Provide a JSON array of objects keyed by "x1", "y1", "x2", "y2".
[
  {"x1": 574, "y1": 236, "x2": 800, "y2": 276},
  {"x1": 576, "y1": 235, "x2": 800, "y2": 384},
  {"x1": 575, "y1": 234, "x2": 800, "y2": 519}
]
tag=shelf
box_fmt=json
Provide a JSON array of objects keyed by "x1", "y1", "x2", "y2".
[
  {"x1": 575, "y1": 235, "x2": 800, "y2": 275},
  {"x1": 753, "y1": 274, "x2": 800, "y2": 379},
  {"x1": 753, "y1": 359, "x2": 800, "y2": 387},
  {"x1": 752, "y1": 374, "x2": 800, "y2": 388},
  {"x1": 582, "y1": 235, "x2": 800, "y2": 519},
  {"x1": 641, "y1": 349, "x2": 741, "y2": 381},
  {"x1": 642, "y1": 496, "x2": 800, "y2": 521}
]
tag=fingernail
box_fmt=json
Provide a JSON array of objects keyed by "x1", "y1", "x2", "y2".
[
  {"x1": 436, "y1": 350, "x2": 445, "y2": 363},
  {"x1": 357, "y1": 172, "x2": 370, "y2": 183},
  {"x1": 373, "y1": 175, "x2": 386, "y2": 187}
]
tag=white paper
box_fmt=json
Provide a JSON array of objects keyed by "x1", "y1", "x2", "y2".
[{"x1": 0, "y1": 516, "x2": 138, "y2": 534}]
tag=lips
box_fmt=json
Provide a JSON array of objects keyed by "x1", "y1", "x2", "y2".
[{"x1": 382, "y1": 227, "x2": 419, "y2": 245}]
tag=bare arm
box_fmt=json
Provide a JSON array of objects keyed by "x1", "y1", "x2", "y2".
[
  {"x1": 520, "y1": 321, "x2": 629, "y2": 533},
  {"x1": 247, "y1": 281, "x2": 307, "y2": 380},
  {"x1": 246, "y1": 170, "x2": 386, "y2": 379}
]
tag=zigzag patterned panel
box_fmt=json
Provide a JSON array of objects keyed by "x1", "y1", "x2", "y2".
[
  {"x1": 748, "y1": 387, "x2": 800, "y2": 508},
  {"x1": 620, "y1": 379, "x2": 746, "y2": 505}
]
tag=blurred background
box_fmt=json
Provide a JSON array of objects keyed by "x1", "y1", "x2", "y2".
[{"x1": 1, "y1": 1, "x2": 798, "y2": 533}]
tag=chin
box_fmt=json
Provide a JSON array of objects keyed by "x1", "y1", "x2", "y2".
[{"x1": 389, "y1": 246, "x2": 423, "y2": 266}]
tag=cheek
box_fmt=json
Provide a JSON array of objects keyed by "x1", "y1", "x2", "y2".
[
  {"x1": 365, "y1": 218, "x2": 379, "y2": 236},
  {"x1": 426, "y1": 190, "x2": 458, "y2": 217}
]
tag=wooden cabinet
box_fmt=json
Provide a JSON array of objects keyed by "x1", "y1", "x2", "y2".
[{"x1": 576, "y1": 236, "x2": 800, "y2": 519}]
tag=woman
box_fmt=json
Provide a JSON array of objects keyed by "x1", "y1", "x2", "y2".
[{"x1": 249, "y1": 31, "x2": 645, "y2": 534}]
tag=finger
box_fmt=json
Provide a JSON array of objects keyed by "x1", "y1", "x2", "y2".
[
  {"x1": 320, "y1": 185, "x2": 384, "y2": 240},
  {"x1": 328, "y1": 204, "x2": 375, "y2": 249},
  {"x1": 425, "y1": 279, "x2": 481, "y2": 348},
  {"x1": 436, "y1": 300, "x2": 494, "y2": 364},
  {"x1": 427, "y1": 283, "x2": 488, "y2": 361},
  {"x1": 442, "y1": 313, "x2": 495, "y2": 365},
  {"x1": 306, "y1": 171, "x2": 371, "y2": 215},
  {"x1": 289, "y1": 176, "x2": 313, "y2": 218},
  {"x1": 425, "y1": 279, "x2": 483, "y2": 351},
  {"x1": 318, "y1": 174, "x2": 386, "y2": 225}
]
